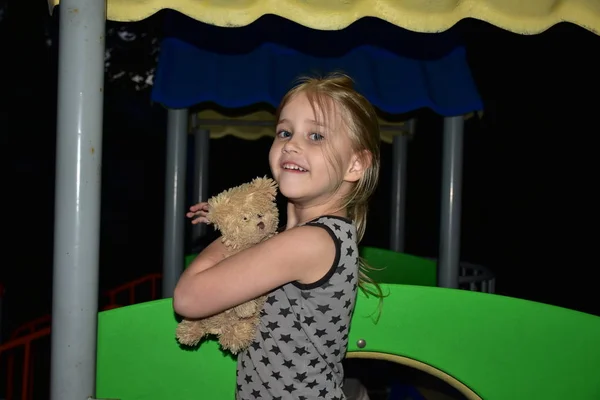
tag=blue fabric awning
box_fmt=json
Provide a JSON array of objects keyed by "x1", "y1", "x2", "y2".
[{"x1": 151, "y1": 12, "x2": 483, "y2": 116}]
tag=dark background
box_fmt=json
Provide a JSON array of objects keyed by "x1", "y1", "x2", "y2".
[{"x1": 2, "y1": 1, "x2": 599, "y2": 342}]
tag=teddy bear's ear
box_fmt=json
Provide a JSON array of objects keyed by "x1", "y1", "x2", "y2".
[
  {"x1": 207, "y1": 189, "x2": 234, "y2": 227},
  {"x1": 250, "y1": 176, "x2": 278, "y2": 199},
  {"x1": 208, "y1": 190, "x2": 230, "y2": 209}
]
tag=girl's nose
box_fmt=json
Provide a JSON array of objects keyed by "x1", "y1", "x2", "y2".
[{"x1": 282, "y1": 138, "x2": 301, "y2": 154}]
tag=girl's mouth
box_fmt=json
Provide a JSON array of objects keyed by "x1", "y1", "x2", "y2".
[{"x1": 282, "y1": 163, "x2": 308, "y2": 172}]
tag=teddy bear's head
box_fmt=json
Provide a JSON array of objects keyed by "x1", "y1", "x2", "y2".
[{"x1": 207, "y1": 177, "x2": 279, "y2": 250}]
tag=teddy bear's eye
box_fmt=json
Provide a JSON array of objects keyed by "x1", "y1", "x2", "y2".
[{"x1": 243, "y1": 217, "x2": 248, "y2": 221}]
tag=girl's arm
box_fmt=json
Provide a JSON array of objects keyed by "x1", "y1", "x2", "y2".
[
  {"x1": 173, "y1": 225, "x2": 336, "y2": 319},
  {"x1": 181, "y1": 236, "x2": 229, "y2": 276}
]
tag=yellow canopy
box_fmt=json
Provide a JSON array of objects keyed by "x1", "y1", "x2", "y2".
[
  {"x1": 194, "y1": 110, "x2": 407, "y2": 144},
  {"x1": 49, "y1": 0, "x2": 600, "y2": 34},
  {"x1": 193, "y1": 109, "x2": 480, "y2": 144}
]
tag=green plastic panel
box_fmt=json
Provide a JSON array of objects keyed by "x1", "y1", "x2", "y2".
[
  {"x1": 96, "y1": 285, "x2": 600, "y2": 400},
  {"x1": 185, "y1": 246, "x2": 437, "y2": 286},
  {"x1": 359, "y1": 246, "x2": 436, "y2": 286},
  {"x1": 96, "y1": 303, "x2": 237, "y2": 399}
]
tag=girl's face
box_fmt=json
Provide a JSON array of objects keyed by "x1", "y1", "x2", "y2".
[{"x1": 269, "y1": 92, "x2": 363, "y2": 210}]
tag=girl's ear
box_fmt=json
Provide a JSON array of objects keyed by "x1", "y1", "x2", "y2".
[{"x1": 344, "y1": 150, "x2": 371, "y2": 183}]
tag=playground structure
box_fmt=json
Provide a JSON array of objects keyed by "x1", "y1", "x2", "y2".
[
  {"x1": 94, "y1": 282, "x2": 600, "y2": 400},
  {"x1": 0, "y1": 249, "x2": 496, "y2": 400},
  {"x1": 3, "y1": 249, "x2": 600, "y2": 399},
  {"x1": 3, "y1": 1, "x2": 600, "y2": 399}
]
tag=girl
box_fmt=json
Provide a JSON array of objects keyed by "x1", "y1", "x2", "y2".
[{"x1": 174, "y1": 73, "x2": 381, "y2": 400}]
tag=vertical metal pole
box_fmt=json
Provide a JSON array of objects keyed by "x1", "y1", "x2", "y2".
[
  {"x1": 50, "y1": 1, "x2": 106, "y2": 399},
  {"x1": 162, "y1": 108, "x2": 189, "y2": 298},
  {"x1": 437, "y1": 116, "x2": 464, "y2": 289},
  {"x1": 390, "y1": 119, "x2": 414, "y2": 253},
  {"x1": 0, "y1": 282, "x2": 4, "y2": 345},
  {"x1": 192, "y1": 123, "x2": 210, "y2": 241}
]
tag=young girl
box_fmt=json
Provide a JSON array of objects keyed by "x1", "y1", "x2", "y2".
[{"x1": 174, "y1": 73, "x2": 381, "y2": 400}]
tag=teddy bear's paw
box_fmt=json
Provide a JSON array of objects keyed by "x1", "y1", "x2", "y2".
[
  {"x1": 218, "y1": 319, "x2": 258, "y2": 354},
  {"x1": 233, "y1": 301, "x2": 257, "y2": 318},
  {"x1": 175, "y1": 320, "x2": 207, "y2": 346},
  {"x1": 177, "y1": 335, "x2": 202, "y2": 347}
]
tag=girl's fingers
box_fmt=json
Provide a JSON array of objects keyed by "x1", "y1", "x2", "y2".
[
  {"x1": 189, "y1": 202, "x2": 209, "y2": 212},
  {"x1": 187, "y1": 202, "x2": 210, "y2": 219},
  {"x1": 187, "y1": 202, "x2": 211, "y2": 224},
  {"x1": 186, "y1": 210, "x2": 209, "y2": 218},
  {"x1": 191, "y1": 216, "x2": 210, "y2": 225}
]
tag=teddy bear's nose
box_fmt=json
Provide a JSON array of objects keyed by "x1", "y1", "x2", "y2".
[{"x1": 257, "y1": 221, "x2": 265, "y2": 230}]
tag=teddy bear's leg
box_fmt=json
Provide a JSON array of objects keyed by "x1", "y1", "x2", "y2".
[
  {"x1": 218, "y1": 318, "x2": 260, "y2": 354},
  {"x1": 176, "y1": 318, "x2": 209, "y2": 346},
  {"x1": 202, "y1": 311, "x2": 231, "y2": 336}
]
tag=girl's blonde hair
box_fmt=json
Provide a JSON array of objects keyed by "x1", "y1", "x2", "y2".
[{"x1": 276, "y1": 72, "x2": 385, "y2": 309}]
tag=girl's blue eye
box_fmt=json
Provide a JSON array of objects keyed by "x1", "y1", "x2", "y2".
[
  {"x1": 309, "y1": 132, "x2": 324, "y2": 141},
  {"x1": 277, "y1": 130, "x2": 291, "y2": 138}
]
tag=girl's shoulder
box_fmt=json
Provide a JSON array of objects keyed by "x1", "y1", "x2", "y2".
[
  {"x1": 276, "y1": 215, "x2": 356, "y2": 243},
  {"x1": 301, "y1": 215, "x2": 357, "y2": 242},
  {"x1": 303, "y1": 214, "x2": 354, "y2": 225}
]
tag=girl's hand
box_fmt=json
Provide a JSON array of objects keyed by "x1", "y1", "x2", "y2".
[{"x1": 186, "y1": 202, "x2": 210, "y2": 225}]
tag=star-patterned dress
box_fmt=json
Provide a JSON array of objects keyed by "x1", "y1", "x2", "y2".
[{"x1": 236, "y1": 215, "x2": 359, "y2": 400}]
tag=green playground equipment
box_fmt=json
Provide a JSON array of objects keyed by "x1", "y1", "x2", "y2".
[
  {"x1": 96, "y1": 282, "x2": 600, "y2": 400},
  {"x1": 359, "y1": 247, "x2": 437, "y2": 287}
]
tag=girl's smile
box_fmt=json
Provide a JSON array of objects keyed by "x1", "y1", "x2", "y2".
[{"x1": 281, "y1": 161, "x2": 309, "y2": 172}]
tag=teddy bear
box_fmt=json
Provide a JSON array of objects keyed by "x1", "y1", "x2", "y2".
[{"x1": 175, "y1": 176, "x2": 279, "y2": 354}]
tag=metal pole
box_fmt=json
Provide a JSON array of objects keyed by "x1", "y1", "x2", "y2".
[
  {"x1": 0, "y1": 282, "x2": 4, "y2": 345},
  {"x1": 390, "y1": 119, "x2": 414, "y2": 252},
  {"x1": 50, "y1": 0, "x2": 106, "y2": 399},
  {"x1": 162, "y1": 108, "x2": 189, "y2": 298},
  {"x1": 192, "y1": 124, "x2": 210, "y2": 242},
  {"x1": 437, "y1": 116, "x2": 464, "y2": 289}
]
